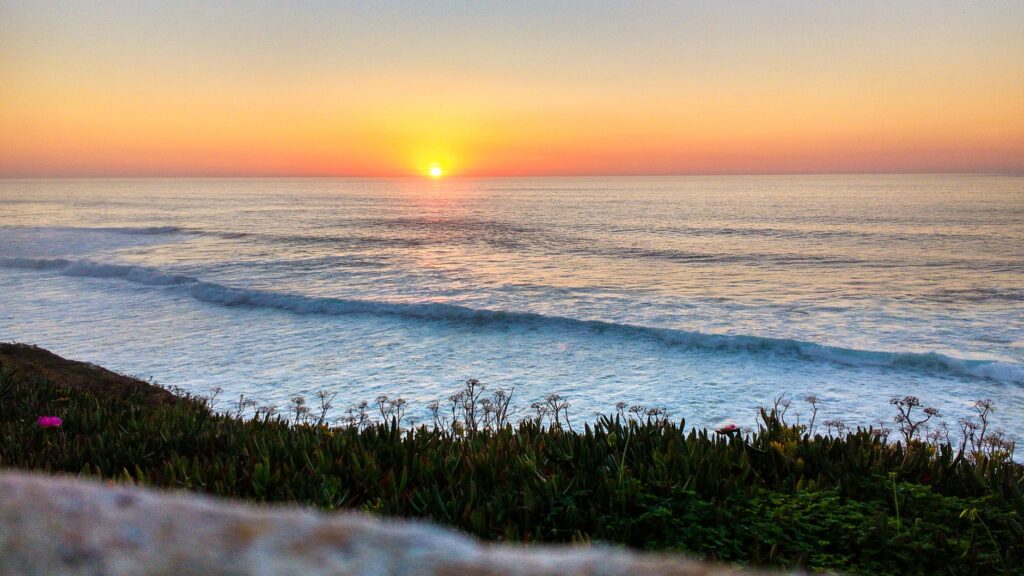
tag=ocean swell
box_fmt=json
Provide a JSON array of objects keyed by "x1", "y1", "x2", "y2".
[
  {"x1": 94, "y1": 226, "x2": 183, "y2": 235},
  {"x1": 3, "y1": 256, "x2": 1022, "y2": 386},
  {"x1": 4, "y1": 225, "x2": 185, "y2": 236}
]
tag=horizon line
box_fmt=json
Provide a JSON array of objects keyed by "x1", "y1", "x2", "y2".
[{"x1": 3, "y1": 169, "x2": 1023, "y2": 180}]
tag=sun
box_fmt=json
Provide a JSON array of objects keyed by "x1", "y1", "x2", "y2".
[{"x1": 428, "y1": 164, "x2": 443, "y2": 178}]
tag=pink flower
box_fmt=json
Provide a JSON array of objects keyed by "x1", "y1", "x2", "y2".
[
  {"x1": 716, "y1": 423, "x2": 739, "y2": 434},
  {"x1": 36, "y1": 416, "x2": 62, "y2": 428}
]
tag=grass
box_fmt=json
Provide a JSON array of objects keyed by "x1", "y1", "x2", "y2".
[{"x1": 1, "y1": 344, "x2": 1022, "y2": 574}]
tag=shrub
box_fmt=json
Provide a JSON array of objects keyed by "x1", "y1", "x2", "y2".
[{"x1": 1, "y1": 371, "x2": 1022, "y2": 574}]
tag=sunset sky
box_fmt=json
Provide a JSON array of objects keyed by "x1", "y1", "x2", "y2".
[{"x1": 1, "y1": 1, "x2": 1022, "y2": 177}]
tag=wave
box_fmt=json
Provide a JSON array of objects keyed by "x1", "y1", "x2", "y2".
[
  {"x1": 1, "y1": 225, "x2": 184, "y2": 236},
  {"x1": 922, "y1": 287, "x2": 1024, "y2": 304},
  {"x1": 94, "y1": 226, "x2": 184, "y2": 235},
  {"x1": 3, "y1": 256, "x2": 1022, "y2": 385},
  {"x1": 0, "y1": 258, "x2": 194, "y2": 285},
  {"x1": 0, "y1": 257, "x2": 72, "y2": 271},
  {"x1": 15, "y1": 224, "x2": 1004, "y2": 271},
  {"x1": 336, "y1": 215, "x2": 999, "y2": 244},
  {"x1": 191, "y1": 228, "x2": 1002, "y2": 269}
]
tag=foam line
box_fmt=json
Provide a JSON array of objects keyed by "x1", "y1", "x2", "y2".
[{"x1": 3, "y1": 256, "x2": 1022, "y2": 385}]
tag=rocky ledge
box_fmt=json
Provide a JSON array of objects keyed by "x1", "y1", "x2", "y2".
[{"x1": 0, "y1": 472, "x2": 770, "y2": 576}]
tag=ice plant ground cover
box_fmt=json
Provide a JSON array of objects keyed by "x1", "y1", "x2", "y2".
[
  {"x1": 0, "y1": 345, "x2": 1022, "y2": 575},
  {"x1": 35, "y1": 416, "x2": 62, "y2": 428}
]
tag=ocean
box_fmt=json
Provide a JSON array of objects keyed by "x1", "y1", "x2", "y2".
[{"x1": 1, "y1": 175, "x2": 1022, "y2": 439}]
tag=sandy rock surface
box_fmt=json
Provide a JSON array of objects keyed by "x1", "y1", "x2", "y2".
[{"x1": 0, "y1": 471, "x2": 772, "y2": 576}]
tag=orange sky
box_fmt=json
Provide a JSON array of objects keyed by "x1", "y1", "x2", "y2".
[{"x1": 1, "y1": 2, "x2": 1022, "y2": 177}]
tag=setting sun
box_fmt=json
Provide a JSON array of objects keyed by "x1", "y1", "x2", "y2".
[{"x1": 428, "y1": 165, "x2": 443, "y2": 178}]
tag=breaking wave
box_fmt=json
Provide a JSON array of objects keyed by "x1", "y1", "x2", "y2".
[{"x1": 3, "y1": 256, "x2": 1022, "y2": 386}]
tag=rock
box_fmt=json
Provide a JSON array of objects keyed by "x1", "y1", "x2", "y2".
[{"x1": 0, "y1": 471, "x2": 769, "y2": 576}]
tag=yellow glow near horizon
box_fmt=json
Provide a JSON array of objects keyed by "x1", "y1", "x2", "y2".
[{"x1": 1, "y1": 3, "x2": 1022, "y2": 176}]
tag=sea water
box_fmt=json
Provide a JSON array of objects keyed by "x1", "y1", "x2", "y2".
[{"x1": 1, "y1": 175, "x2": 1022, "y2": 439}]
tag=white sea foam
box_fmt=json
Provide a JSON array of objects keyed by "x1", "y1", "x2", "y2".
[{"x1": 3, "y1": 255, "x2": 1021, "y2": 386}]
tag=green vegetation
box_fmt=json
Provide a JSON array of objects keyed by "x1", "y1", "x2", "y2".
[{"x1": 1, "y1": 351, "x2": 1022, "y2": 575}]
